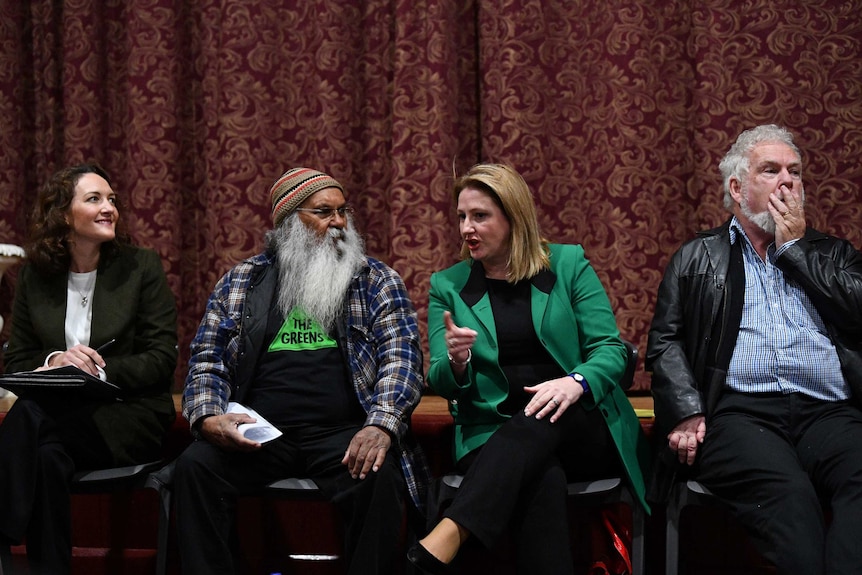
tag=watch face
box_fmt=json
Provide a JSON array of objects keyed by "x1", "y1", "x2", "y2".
[{"x1": 572, "y1": 372, "x2": 590, "y2": 393}]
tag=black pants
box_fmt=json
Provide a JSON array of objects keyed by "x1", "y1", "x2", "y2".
[
  {"x1": 444, "y1": 405, "x2": 618, "y2": 575},
  {"x1": 0, "y1": 397, "x2": 114, "y2": 575},
  {"x1": 173, "y1": 422, "x2": 406, "y2": 575},
  {"x1": 698, "y1": 392, "x2": 862, "y2": 575}
]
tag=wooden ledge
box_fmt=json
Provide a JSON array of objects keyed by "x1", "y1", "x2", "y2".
[{"x1": 2, "y1": 391, "x2": 654, "y2": 419}]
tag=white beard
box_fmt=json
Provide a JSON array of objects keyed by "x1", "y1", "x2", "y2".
[
  {"x1": 267, "y1": 214, "x2": 366, "y2": 334},
  {"x1": 738, "y1": 184, "x2": 804, "y2": 236},
  {"x1": 739, "y1": 196, "x2": 776, "y2": 235}
]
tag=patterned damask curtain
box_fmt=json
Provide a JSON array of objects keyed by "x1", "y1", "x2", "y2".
[{"x1": 1, "y1": 0, "x2": 860, "y2": 390}]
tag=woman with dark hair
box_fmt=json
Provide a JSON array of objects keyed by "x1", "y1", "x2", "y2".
[
  {"x1": 0, "y1": 164, "x2": 177, "y2": 574},
  {"x1": 408, "y1": 164, "x2": 650, "y2": 574}
]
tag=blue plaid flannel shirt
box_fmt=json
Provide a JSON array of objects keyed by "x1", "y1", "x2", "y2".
[{"x1": 182, "y1": 251, "x2": 429, "y2": 509}]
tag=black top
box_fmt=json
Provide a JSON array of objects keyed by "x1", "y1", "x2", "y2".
[
  {"x1": 486, "y1": 278, "x2": 564, "y2": 414},
  {"x1": 247, "y1": 304, "x2": 364, "y2": 427}
]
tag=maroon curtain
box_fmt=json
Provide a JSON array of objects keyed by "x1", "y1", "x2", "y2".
[{"x1": 1, "y1": 0, "x2": 861, "y2": 390}]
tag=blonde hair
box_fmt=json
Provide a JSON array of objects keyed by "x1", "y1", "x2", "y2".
[{"x1": 453, "y1": 163, "x2": 550, "y2": 282}]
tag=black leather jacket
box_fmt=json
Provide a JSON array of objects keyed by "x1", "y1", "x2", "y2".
[{"x1": 647, "y1": 220, "x2": 862, "y2": 438}]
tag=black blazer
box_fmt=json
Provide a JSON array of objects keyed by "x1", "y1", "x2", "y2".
[{"x1": 5, "y1": 245, "x2": 177, "y2": 465}]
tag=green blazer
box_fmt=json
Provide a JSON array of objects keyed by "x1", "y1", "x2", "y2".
[
  {"x1": 428, "y1": 244, "x2": 650, "y2": 510},
  {"x1": 5, "y1": 245, "x2": 178, "y2": 465}
]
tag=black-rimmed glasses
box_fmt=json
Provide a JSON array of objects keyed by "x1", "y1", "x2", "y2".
[{"x1": 294, "y1": 206, "x2": 354, "y2": 220}]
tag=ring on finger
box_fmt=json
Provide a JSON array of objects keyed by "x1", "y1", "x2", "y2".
[{"x1": 550, "y1": 398, "x2": 558, "y2": 407}]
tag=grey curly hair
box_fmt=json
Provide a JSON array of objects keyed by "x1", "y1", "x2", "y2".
[{"x1": 719, "y1": 124, "x2": 801, "y2": 211}]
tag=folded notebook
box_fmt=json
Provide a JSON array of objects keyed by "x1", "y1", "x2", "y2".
[{"x1": 0, "y1": 365, "x2": 122, "y2": 401}]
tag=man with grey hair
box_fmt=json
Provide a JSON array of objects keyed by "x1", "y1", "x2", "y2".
[
  {"x1": 647, "y1": 125, "x2": 862, "y2": 574},
  {"x1": 173, "y1": 167, "x2": 429, "y2": 575}
]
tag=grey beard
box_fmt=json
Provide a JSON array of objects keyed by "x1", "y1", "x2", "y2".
[
  {"x1": 739, "y1": 184, "x2": 804, "y2": 236},
  {"x1": 267, "y1": 214, "x2": 366, "y2": 334},
  {"x1": 740, "y1": 201, "x2": 777, "y2": 235}
]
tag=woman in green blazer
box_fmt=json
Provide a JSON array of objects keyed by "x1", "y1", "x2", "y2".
[
  {"x1": 408, "y1": 164, "x2": 649, "y2": 575},
  {"x1": 0, "y1": 164, "x2": 177, "y2": 575}
]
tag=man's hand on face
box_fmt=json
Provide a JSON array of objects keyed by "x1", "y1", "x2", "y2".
[
  {"x1": 769, "y1": 183, "x2": 806, "y2": 247},
  {"x1": 199, "y1": 414, "x2": 263, "y2": 452},
  {"x1": 341, "y1": 425, "x2": 392, "y2": 480}
]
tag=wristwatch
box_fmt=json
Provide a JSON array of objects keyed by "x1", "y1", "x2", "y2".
[{"x1": 569, "y1": 372, "x2": 590, "y2": 394}]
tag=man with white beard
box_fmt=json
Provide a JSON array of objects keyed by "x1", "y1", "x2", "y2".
[
  {"x1": 173, "y1": 167, "x2": 429, "y2": 575},
  {"x1": 647, "y1": 125, "x2": 862, "y2": 575}
]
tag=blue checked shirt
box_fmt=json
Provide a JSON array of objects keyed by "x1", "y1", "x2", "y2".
[
  {"x1": 726, "y1": 218, "x2": 850, "y2": 400},
  {"x1": 183, "y1": 251, "x2": 429, "y2": 508}
]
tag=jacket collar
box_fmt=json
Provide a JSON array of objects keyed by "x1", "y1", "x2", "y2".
[{"x1": 459, "y1": 260, "x2": 556, "y2": 307}]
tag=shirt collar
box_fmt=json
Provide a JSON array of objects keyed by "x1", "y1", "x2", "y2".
[
  {"x1": 729, "y1": 216, "x2": 744, "y2": 246},
  {"x1": 729, "y1": 216, "x2": 781, "y2": 262}
]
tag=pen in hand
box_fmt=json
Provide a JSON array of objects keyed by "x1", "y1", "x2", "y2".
[
  {"x1": 91, "y1": 339, "x2": 116, "y2": 379},
  {"x1": 95, "y1": 338, "x2": 116, "y2": 355}
]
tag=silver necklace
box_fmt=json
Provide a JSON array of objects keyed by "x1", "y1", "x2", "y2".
[{"x1": 69, "y1": 272, "x2": 96, "y2": 307}]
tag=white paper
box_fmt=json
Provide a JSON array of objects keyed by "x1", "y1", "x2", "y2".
[{"x1": 227, "y1": 402, "x2": 283, "y2": 443}]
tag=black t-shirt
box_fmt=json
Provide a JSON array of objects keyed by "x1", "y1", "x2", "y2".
[
  {"x1": 246, "y1": 305, "x2": 365, "y2": 428},
  {"x1": 486, "y1": 278, "x2": 565, "y2": 414}
]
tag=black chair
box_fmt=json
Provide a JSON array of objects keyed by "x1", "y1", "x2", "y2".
[
  {"x1": 427, "y1": 340, "x2": 645, "y2": 575},
  {"x1": 146, "y1": 462, "x2": 339, "y2": 575},
  {"x1": 73, "y1": 460, "x2": 164, "y2": 573},
  {"x1": 71, "y1": 459, "x2": 163, "y2": 492},
  {"x1": 664, "y1": 479, "x2": 719, "y2": 575},
  {"x1": 0, "y1": 460, "x2": 162, "y2": 575},
  {"x1": 145, "y1": 463, "x2": 174, "y2": 575}
]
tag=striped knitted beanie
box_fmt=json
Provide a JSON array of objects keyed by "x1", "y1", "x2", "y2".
[{"x1": 269, "y1": 167, "x2": 345, "y2": 227}]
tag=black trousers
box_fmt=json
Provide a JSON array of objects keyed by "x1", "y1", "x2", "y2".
[
  {"x1": 0, "y1": 397, "x2": 114, "y2": 575},
  {"x1": 697, "y1": 392, "x2": 862, "y2": 575},
  {"x1": 173, "y1": 422, "x2": 406, "y2": 575},
  {"x1": 443, "y1": 405, "x2": 617, "y2": 575}
]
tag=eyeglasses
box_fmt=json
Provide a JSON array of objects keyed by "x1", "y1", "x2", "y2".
[{"x1": 294, "y1": 206, "x2": 354, "y2": 220}]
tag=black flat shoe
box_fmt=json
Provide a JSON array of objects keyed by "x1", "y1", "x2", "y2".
[{"x1": 407, "y1": 542, "x2": 451, "y2": 574}]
